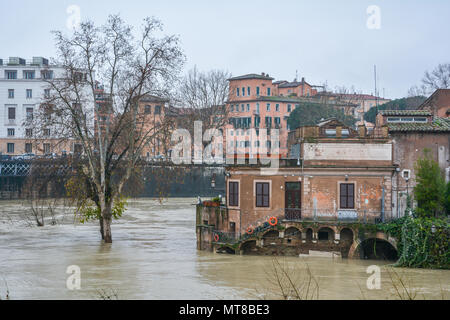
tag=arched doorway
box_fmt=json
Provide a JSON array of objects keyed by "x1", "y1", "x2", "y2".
[
  {"x1": 340, "y1": 228, "x2": 354, "y2": 242},
  {"x1": 318, "y1": 227, "x2": 334, "y2": 241},
  {"x1": 306, "y1": 228, "x2": 313, "y2": 241},
  {"x1": 240, "y1": 240, "x2": 257, "y2": 255},
  {"x1": 285, "y1": 227, "x2": 301, "y2": 239},
  {"x1": 263, "y1": 230, "x2": 281, "y2": 246},
  {"x1": 358, "y1": 238, "x2": 398, "y2": 260}
]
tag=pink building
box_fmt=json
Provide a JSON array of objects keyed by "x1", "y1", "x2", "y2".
[{"x1": 224, "y1": 73, "x2": 319, "y2": 158}]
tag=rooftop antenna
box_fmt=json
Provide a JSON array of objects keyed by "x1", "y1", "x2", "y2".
[
  {"x1": 374, "y1": 65, "x2": 378, "y2": 115},
  {"x1": 295, "y1": 69, "x2": 298, "y2": 82}
]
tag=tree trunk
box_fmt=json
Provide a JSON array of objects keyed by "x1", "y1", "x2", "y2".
[
  {"x1": 101, "y1": 202, "x2": 113, "y2": 243},
  {"x1": 102, "y1": 216, "x2": 112, "y2": 243},
  {"x1": 99, "y1": 216, "x2": 104, "y2": 240}
]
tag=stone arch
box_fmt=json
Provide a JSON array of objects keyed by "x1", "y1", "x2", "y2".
[
  {"x1": 285, "y1": 227, "x2": 301, "y2": 239},
  {"x1": 240, "y1": 240, "x2": 257, "y2": 254},
  {"x1": 262, "y1": 229, "x2": 279, "y2": 239},
  {"x1": 348, "y1": 236, "x2": 398, "y2": 260},
  {"x1": 318, "y1": 227, "x2": 334, "y2": 241},
  {"x1": 216, "y1": 245, "x2": 236, "y2": 255},
  {"x1": 340, "y1": 228, "x2": 354, "y2": 242}
]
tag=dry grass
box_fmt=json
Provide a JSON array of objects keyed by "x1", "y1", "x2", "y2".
[{"x1": 256, "y1": 258, "x2": 320, "y2": 300}]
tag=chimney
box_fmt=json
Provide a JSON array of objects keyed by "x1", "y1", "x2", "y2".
[
  {"x1": 301, "y1": 77, "x2": 305, "y2": 83},
  {"x1": 261, "y1": 72, "x2": 265, "y2": 76}
]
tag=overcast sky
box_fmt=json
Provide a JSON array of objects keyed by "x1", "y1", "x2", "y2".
[{"x1": 1, "y1": 0, "x2": 449, "y2": 99}]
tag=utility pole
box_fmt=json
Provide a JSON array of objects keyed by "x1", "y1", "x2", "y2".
[{"x1": 374, "y1": 65, "x2": 378, "y2": 115}]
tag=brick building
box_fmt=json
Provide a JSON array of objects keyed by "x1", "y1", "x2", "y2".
[
  {"x1": 418, "y1": 88, "x2": 450, "y2": 118},
  {"x1": 224, "y1": 73, "x2": 358, "y2": 158},
  {"x1": 201, "y1": 119, "x2": 394, "y2": 237},
  {"x1": 375, "y1": 109, "x2": 450, "y2": 216}
]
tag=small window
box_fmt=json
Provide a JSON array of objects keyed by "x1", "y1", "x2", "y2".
[
  {"x1": 24, "y1": 71, "x2": 35, "y2": 79},
  {"x1": 256, "y1": 182, "x2": 270, "y2": 207},
  {"x1": 242, "y1": 87, "x2": 245, "y2": 96},
  {"x1": 340, "y1": 183, "x2": 355, "y2": 209},
  {"x1": 287, "y1": 104, "x2": 291, "y2": 112},
  {"x1": 43, "y1": 143, "x2": 51, "y2": 154},
  {"x1": 7, "y1": 128, "x2": 15, "y2": 136},
  {"x1": 8, "y1": 89, "x2": 14, "y2": 98},
  {"x1": 267, "y1": 88, "x2": 271, "y2": 96},
  {"x1": 229, "y1": 181, "x2": 239, "y2": 207},
  {"x1": 41, "y1": 70, "x2": 53, "y2": 79},
  {"x1": 246, "y1": 104, "x2": 250, "y2": 112},
  {"x1": 236, "y1": 88, "x2": 239, "y2": 96},
  {"x1": 44, "y1": 89, "x2": 50, "y2": 98},
  {"x1": 256, "y1": 87, "x2": 260, "y2": 96},
  {"x1": 25, "y1": 143, "x2": 32, "y2": 153},
  {"x1": 6, "y1": 71, "x2": 17, "y2": 79},
  {"x1": 266, "y1": 103, "x2": 270, "y2": 112},
  {"x1": 8, "y1": 107, "x2": 16, "y2": 120},
  {"x1": 247, "y1": 87, "x2": 250, "y2": 96},
  {"x1": 26, "y1": 89, "x2": 32, "y2": 99},
  {"x1": 26, "y1": 108, "x2": 33, "y2": 121},
  {"x1": 154, "y1": 105, "x2": 161, "y2": 114},
  {"x1": 25, "y1": 129, "x2": 33, "y2": 137},
  {"x1": 402, "y1": 169, "x2": 410, "y2": 180},
  {"x1": 230, "y1": 105, "x2": 234, "y2": 112},
  {"x1": 73, "y1": 143, "x2": 82, "y2": 154},
  {"x1": 144, "y1": 105, "x2": 151, "y2": 114},
  {"x1": 7, "y1": 143, "x2": 14, "y2": 153},
  {"x1": 43, "y1": 129, "x2": 51, "y2": 136},
  {"x1": 275, "y1": 104, "x2": 279, "y2": 112}
]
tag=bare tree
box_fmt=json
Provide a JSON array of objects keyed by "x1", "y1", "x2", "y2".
[
  {"x1": 176, "y1": 67, "x2": 232, "y2": 145},
  {"x1": 422, "y1": 63, "x2": 450, "y2": 92},
  {"x1": 31, "y1": 15, "x2": 184, "y2": 242},
  {"x1": 256, "y1": 258, "x2": 320, "y2": 300},
  {"x1": 409, "y1": 63, "x2": 450, "y2": 96},
  {"x1": 21, "y1": 158, "x2": 71, "y2": 227},
  {"x1": 333, "y1": 85, "x2": 363, "y2": 118}
]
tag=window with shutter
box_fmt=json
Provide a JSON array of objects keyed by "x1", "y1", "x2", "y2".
[
  {"x1": 256, "y1": 182, "x2": 270, "y2": 207},
  {"x1": 340, "y1": 183, "x2": 355, "y2": 209},
  {"x1": 228, "y1": 181, "x2": 239, "y2": 207}
]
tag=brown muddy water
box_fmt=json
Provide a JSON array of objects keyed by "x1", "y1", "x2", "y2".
[{"x1": 0, "y1": 198, "x2": 448, "y2": 300}]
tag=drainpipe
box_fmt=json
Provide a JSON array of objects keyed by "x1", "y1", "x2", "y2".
[{"x1": 381, "y1": 187, "x2": 385, "y2": 223}]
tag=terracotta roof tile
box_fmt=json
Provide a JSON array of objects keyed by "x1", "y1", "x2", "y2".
[{"x1": 386, "y1": 117, "x2": 450, "y2": 132}]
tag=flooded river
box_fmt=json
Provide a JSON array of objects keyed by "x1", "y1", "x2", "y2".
[{"x1": 0, "y1": 198, "x2": 448, "y2": 300}]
